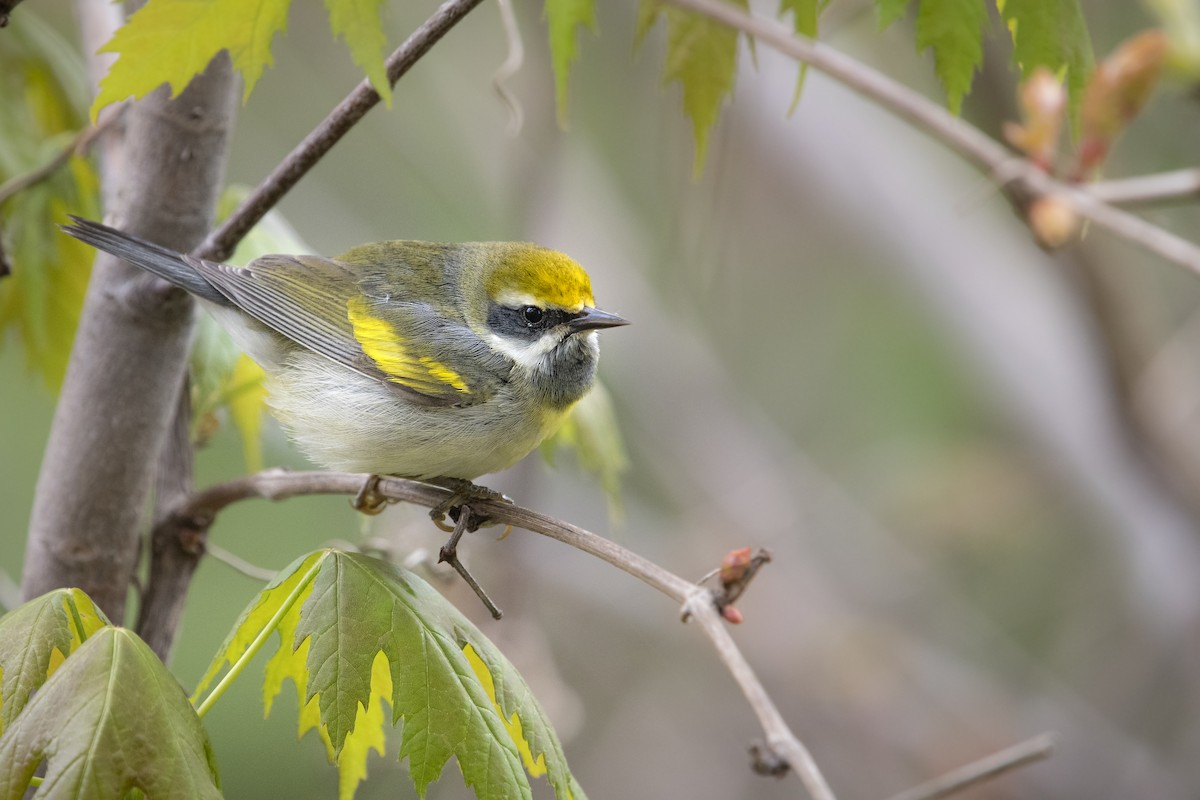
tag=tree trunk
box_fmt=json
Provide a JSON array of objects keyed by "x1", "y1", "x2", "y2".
[{"x1": 21, "y1": 54, "x2": 237, "y2": 624}]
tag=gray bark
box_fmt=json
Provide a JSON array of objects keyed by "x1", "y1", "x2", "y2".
[{"x1": 21, "y1": 54, "x2": 237, "y2": 621}]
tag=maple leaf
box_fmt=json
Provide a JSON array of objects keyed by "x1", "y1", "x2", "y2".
[
  {"x1": 545, "y1": 0, "x2": 597, "y2": 127},
  {"x1": 0, "y1": 588, "x2": 110, "y2": 736},
  {"x1": 194, "y1": 549, "x2": 585, "y2": 800},
  {"x1": 641, "y1": 0, "x2": 748, "y2": 176},
  {"x1": 915, "y1": 0, "x2": 987, "y2": 115},
  {"x1": 91, "y1": 0, "x2": 393, "y2": 120},
  {"x1": 0, "y1": 627, "x2": 220, "y2": 800}
]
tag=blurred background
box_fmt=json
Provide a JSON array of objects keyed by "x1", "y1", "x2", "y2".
[{"x1": 5, "y1": 0, "x2": 1200, "y2": 797}]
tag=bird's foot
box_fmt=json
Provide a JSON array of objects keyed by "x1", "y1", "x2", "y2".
[
  {"x1": 425, "y1": 477, "x2": 512, "y2": 533},
  {"x1": 351, "y1": 474, "x2": 394, "y2": 515},
  {"x1": 437, "y1": 504, "x2": 504, "y2": 620}
]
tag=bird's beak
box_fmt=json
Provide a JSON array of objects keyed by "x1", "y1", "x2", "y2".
[{"x1": 568, "y1": 306, "x2": 629, "y2": 332}]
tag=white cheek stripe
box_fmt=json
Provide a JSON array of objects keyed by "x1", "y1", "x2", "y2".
[{"x1": 487, "y1": 332, "x2": 561, "y2": 369}]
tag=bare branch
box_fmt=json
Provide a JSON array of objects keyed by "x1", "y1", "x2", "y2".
[
  {"x1": 0, "y1": 0, "x2": 21, "y2": 27},
  {"x1": 883, "y1": 733, "x2": 1058, "y2": 800},
  {"x1": 663, "y1": 0, "x2": 1200, "y2": 280},
  {"x1": 196, "y1": 0, "x2": 485, "y2": 262},
  {"x1": 160, "y1": 469, "x2": 836, "y2": 799},
  {"x1": 683, "y1": 589, "x2": 837, "y2": 800},
  {"x1": 1089, "y1": 169, "x2": 1200, "y2": 206},
  {"x1": 204, "y1": 543, "x2": 277, "y2": 582},
  {"x1": 138, "y1": 385, "x2": 199, "y2": 661},
  {"x1": 0, "y1": 112, "x2": 122, "y2": 207},
  {"x1": 492, "y1": 0, "x2": 525, "y2": 135}
]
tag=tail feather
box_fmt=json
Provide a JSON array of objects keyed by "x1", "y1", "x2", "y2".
[{"x1": 61, "y1": 216, "x2": 230, "y2": 306}]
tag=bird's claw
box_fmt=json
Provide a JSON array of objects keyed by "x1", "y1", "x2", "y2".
[
  {"x1": 426, "y1": 478, "x2": 512, "y2": 532},
  {"x1": 351, "y1": 474, "x2": 393, "y2": 515}
]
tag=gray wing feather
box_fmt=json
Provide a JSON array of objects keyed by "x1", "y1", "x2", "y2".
[
  {"x1": 192, "y1": 254, "x2": 504, "y2": 407},
  {"x1": 189, "y1": 255, "x2": 365, "y2": 369},
  {"x1": 62, "y1": 217, "x2": 230, "y2": 305}
]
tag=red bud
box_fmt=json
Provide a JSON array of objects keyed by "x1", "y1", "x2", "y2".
[{"x1": 719, "y1": 547, "x2": 754, "y2": 586}]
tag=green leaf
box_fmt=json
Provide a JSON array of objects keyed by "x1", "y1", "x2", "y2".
[
  {"x1": 190, "y1": 314, "x2": 243, "y2": 429},
  {"x1": 92, "y1": 0, "x2": 291, "y2": 118},
  {"x1": 92, "y1": 0, "x2": 396, "y2": 118},
  {"x1": 635, "y1": 0, "x2": 662, "y2": 46},
  {"x1": 778, "y1": 0, "x2": 827, "y2": 112},
  {"x1": 0, "y1": 588, "x2": 110, "y2": 736},
  {"x1": 0, "y1": 21, "x2": 98, "y2": 392},
  {"x1": 1146, "y1": 0, "x2": 1200, "y2": 77},
  {"x1": 915, "y1": 0, "x2": 987, "y2": 114},
  {"x1": 0, "y1": 165, "x2": 98, "y2": 391},
  {"x1": 192, "y1": 551, "x2": 323, "y2": 705},
  {"x1": 875, "y1": 0, "x2": 911, "y2": 29},
  {"x1": 0, "y1": 627, "x2": 221, "y2": 800},
  {"x1": 197, "y1": 550, "x2": 585, "y2": 800},
  {"x1": 651, "y1": 0, "x2": 748, "y2": 176},
  {"x1": 541, "y1": 381, "x2": 627, "y2": 522},
  {"x1": 325, "y1": 0, "x2": 392, "y2": 105},
  {"x1": 996, "y1": 0, "x2": 1094, "y2": 121},
  {"x1": 226, "y1": 354, "x2": 269, "y2": 471},
  {"x1": 545, "y1": 0, "x2": 597, "y2": 127}
]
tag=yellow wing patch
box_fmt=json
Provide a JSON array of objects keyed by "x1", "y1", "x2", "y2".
[{"x1": 346, "y1": 297, "x2": 470, "y2": 394}]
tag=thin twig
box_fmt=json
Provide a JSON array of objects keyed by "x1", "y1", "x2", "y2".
[
  {"x1": 438, "y1": 506, "x2": 504, "y2": 619},
  {"x1": 0, "y1": 111, "x2": 122, "y2": 207},
  {"x1": 492, "y1": 0, "x2": 525, "y2": 135},
  {"x1": 1089, "y1": 169, "x2": 1200, "y2": 206},
  {"x1": 663, "y1": 0, "x2": 1200, "y2": 281},
  {"x1": 195, "y1": 0, "x2": 485, "y2": 262},
  {"x1": 161, "y1": 469, "x2": 836, "y2": 799},
  {"x1": 684, "y1": 589, "x2": 837, "y2": 800},
  {"x1": 205, "y1": 543, "x2": 277, "y2": 582},
  {"x1": 883, "y1": 732, "x2": 1058, "y2": 800}
]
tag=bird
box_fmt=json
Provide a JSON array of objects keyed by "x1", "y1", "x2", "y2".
[{"x1": 62, "y1": 217, "x2": 628, "y2": 524}]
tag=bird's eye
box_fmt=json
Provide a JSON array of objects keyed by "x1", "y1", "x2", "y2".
[{"x1": 521, "y1": 306, "x2": 544, "y2": 326}]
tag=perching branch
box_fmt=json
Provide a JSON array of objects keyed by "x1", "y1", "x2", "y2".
[
  {"x1": 195, "y1": 0, "x2": 485, "y2": 263},
  {"x1": 158, "y1": 469, "x2": 1064, "y2": 800},
  {"x1": 664, "y1": 0, "x2": 1200, "y2": 281},
  {"x1": 1089, "y1": 169, "x2": 1200, "y2": 206},
  {"x1": 883, "y1": 732, "x2": 1058, "y2": 800},
  {"x1": 157, "y1": 468, "x2": 837, "y2": 800}
]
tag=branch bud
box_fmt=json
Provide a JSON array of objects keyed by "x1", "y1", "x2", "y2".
[
  {"x1": 1004, "y1": 67, "x2": 1065, "y2": 172},
  {"x1": 1027, "y1": 195, "x2": 1081, "y2": 249}
]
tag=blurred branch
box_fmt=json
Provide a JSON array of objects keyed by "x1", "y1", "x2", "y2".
[
  {"x1": 196, "y1": 0, "x2": 485, "y2": 262},
  {"x1": 0, "y1": 111, "x2": 121, "y2": 207},
  {"x1": 205, "y1": 542, "x2": 277, "y2": 582},
  {"x1": 160, "y1": 468, "x2": 837, "y2": 800},
  {"x1": 1090, "y1": 169, "x2": 1200, "y2": 206},
  {"x1": 492, "y1": 0, "x2": 524, "y2": 135},
  {"x1": 884, "y1": 733, "x2": 1058, "y2": 800},
  {"x1": 682, "y1": 588, "x2": 834, "y2": 799},
  {"x1": 0, "y1": 0, "x2": 21, "y2": 28},
  {"x1": 139, "y1": 385, "x2": 198, "y2": 661},
  {"x1": 663, "y1": 0, "x2": 1200, "y2": 280}
]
